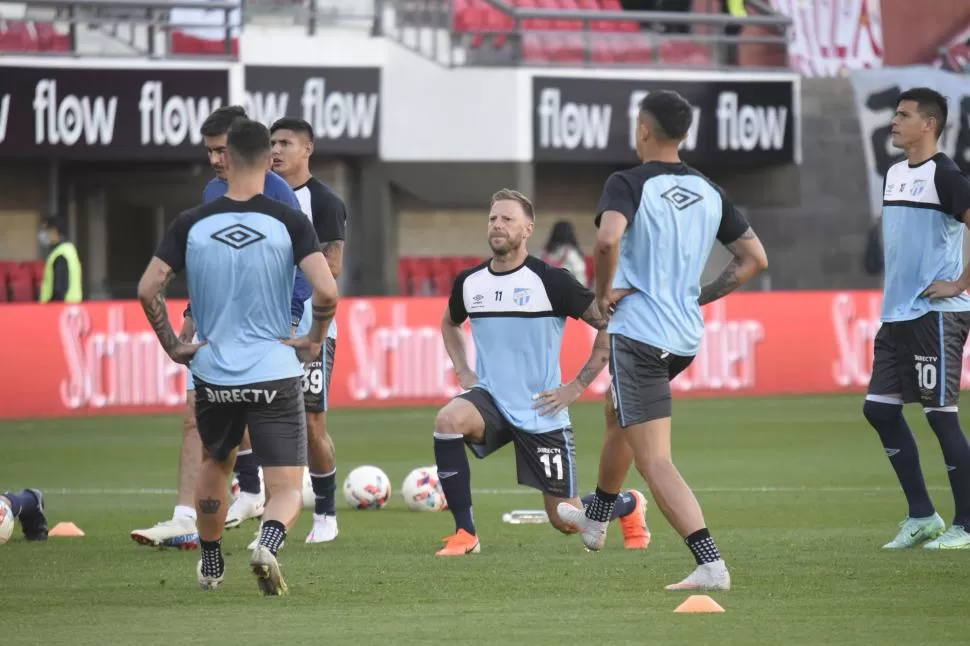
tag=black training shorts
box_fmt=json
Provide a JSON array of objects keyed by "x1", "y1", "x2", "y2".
[{"x1": 194, "y1": 376, "x2": 307, "y2": 467}]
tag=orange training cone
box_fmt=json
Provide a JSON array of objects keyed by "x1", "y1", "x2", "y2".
[
  {"x1": 673, "y1": 595, "x2": 725, "y2": 613},
  {"x1": 48, "y1": 522, "x2": 85, "y2": 537}
]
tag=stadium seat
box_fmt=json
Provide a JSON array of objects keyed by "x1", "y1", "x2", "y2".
[
  {"x1": 429, "y1": 258, "x2": 454, "y2": 296},
  {"x1": 596, "y1": 0, "x2": 640, "y2": 32},
  {"x1": 0, "y1": 20, "x2": 37, "y2": 52},
  {"x1": 170, "y1": 31, "x2": 239, "y2": 56},
  {"x1": 7, "y1": 264, "x2": 34, "y2": 302},
  {"x1": 33, "y1": 21, "x2": 70, "y2": 52},
  {"x1": 0, "y1": 263, "x2": 10, "y2": 302},
  {"x1": 26, "y1": 261, "x2": 45, "y2": 296},
  {"x1": 658, "y1": 40, "x2": 711, "y2": 66}
]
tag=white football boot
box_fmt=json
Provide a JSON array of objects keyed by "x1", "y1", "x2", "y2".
[
  {"x1": 305, "y1": 514, "x2": 339, "y2": 544},
  {"x1": 224, "y1": 491, "x2": 264, "y2": 530}
]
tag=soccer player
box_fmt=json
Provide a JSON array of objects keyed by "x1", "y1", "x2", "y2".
[
  {"x1": 432, "y1": 188, "x2": 651, "y2": 557},
  {"x1": 558, "y1": 90, "x2": 768, "y2": 591},
  {"x1": 270, "y1": 117, "x2": 348, "y2": 544},
  {"x1": 864, "y1": 87, "x2": 970, "y2": 550},
  {"x1": 137, "y1": 118, "x2": 337, "y2": 594},
  {"x1": 129, "y1": 106, "x2": 308, "y2": 549},
  {"x1": 1, "y1": 488, "x2": 47, "y2": 541}
]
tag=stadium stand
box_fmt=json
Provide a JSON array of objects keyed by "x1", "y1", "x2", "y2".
[
  {"x1": 397, "y1": 255, "x2": 595, "y2": 296},
  {"x1": 0, "y1": 261, "x2": 44, "y2": 302},
  {"x1": 450, "y1": 0, "x2": 711, "y2": 65}
]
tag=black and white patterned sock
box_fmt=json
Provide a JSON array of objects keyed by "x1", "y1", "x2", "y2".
[
  {"x1": 584, "y1": 487, "x2": 618, "y2": 523},
  {"x1": 686, "y1": 528, "x2": 721, "y2": 565},
  {"x1": 258, "y1": 520, "x2": 286, "y2": 556},
  {"x1": 200, "y1": 539, "x2": 224, "y2": 578}
]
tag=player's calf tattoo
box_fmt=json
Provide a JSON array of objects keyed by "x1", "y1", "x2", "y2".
[{"x1": 198, "y1": 498, "x2": 221, "y2": 514}]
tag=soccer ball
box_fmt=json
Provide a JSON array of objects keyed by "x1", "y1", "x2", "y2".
[
  {"x1": 231, "y1": 467, "x2": 315, "y2": 509},
  {"x1": 0, "y1": 499, "x2": 14, "y2": 545},
  {"x1": 401, "y1": 466, "x2": 447, "y2": 512},
  {"x1": 343, "y1": 465, "x2": 391, "y2": 510}
]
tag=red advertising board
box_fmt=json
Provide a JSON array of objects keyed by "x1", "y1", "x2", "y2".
[{"x1": 1, "y1": 291, "x2": 962, "y2": 420}]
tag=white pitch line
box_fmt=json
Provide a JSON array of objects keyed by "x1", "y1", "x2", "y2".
[{"x1": 40, "y1": 485, "x2": 951, "y2": 496}]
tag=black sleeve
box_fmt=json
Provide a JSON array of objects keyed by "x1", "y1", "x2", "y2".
[
  {"x1": 312, "y1": 188, "x2": 348, "y2": 242},
  {"x1": 594, "y1": 172, "x2": 638, "y2": 227},
  {"x1": 154, "y1": 211, "x2": 193, "y2": 274},
  {"x1": 545, "y1": 266, "x2": 595, "y2": 319},
  {"x1": 716, "y1": 198, "x2": 751, "y2": 245},
  {"x1": 283, "y1": 206, "x2": 321, "y2": 265},
  {"x1": 935, "y1": 168, "x2": 970, "y2": 221},
  {"x1": 51, "y1": 256, "x2": 68, "y2": 301},
  {"x1": 448, "y1": 271, "x2": 469, "y2": 324}
]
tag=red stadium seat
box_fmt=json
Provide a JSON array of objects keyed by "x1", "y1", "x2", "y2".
[
  {"x1": 658, "y1": 40, "x2": 711, "y2": 66},
  {"x1": 428, "y1": 258, "x2": 454, "y2": 296},
  {"x1": 0, "y1": 262, "x2": 11, "y2": 302},
  {"x1": 24, "y1": 261, "x2": 45, "y2": 297},
  {"x1": 596, "y1": 0, "x2": 640, "y2": 32},
  {"x1": 33, "y1": 22, "x2": 69, "y2": 52},
  {"x1": 0, "y1": 20, "x2": 37, "y2": 52},
  {"x1": 8, "y1": 263, "x2": 34, "y2": 302},
  {"x1": 170, "y1": 31, "x2": 239, "y2": 57}
]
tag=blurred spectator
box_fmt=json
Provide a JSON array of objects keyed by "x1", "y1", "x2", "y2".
[
  {"x1": 38, "y1": 216, "x2": 83, "y2": 303},
  {"x1": 622, "y1": 0, "x2": 692, "y2": 35},
  {"x1": 723, "y1": 0, "x2": 746, "y2": 65},
  {"x1": 542, "y1": 221, "x2": 588, "y2": 286}
]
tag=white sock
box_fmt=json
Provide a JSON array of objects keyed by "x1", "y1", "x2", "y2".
[{"x1": 173, "y1": 505, "x2": 197, "y2": 522}]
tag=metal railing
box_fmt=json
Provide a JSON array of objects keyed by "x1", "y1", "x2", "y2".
[
  {"x1": 384, "y1": 0, "x2": 791, "y2": 69},
  {"x1": 0, "y1": 0, "x2": 377, "y2": 58}
]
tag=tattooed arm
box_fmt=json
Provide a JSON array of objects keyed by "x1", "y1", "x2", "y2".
[
  {"x1": 698, "y1": 227, "x2": 768, "y2": 306},
  {"x1": 321, "y1": 240, "x2": 344, "y2": 280},
  {"x1": 533, "y1": 300, "x2": 611, "y2": 417},
  {"x1": 137, "y1": 258, "x2": 201, "y2": 365}
]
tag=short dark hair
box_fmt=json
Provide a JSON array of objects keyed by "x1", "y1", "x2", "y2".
[
  {"x1": 270, "y1": 117, "x2": 314, "y2": 141},
  {"x1": 897, "y1": 87, "x2": 948, "y2": 139},
  {"x1": 200, "y1": 105, "x2": 247, "y2": 137},
  {"x1": 226, "y1": 118, "x2": 271, "y2": 169},
  {"x1": 41, "y1": 216, "x2": 67, "y2": 234},
  {"x1": 639, "y1": 90, "x2": 693, "y2": 141},
  {"x1": 491, "y1": 188, "x2": 535, "y2": 222}
]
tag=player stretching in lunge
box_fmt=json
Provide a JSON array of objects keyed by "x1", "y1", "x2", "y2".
[
  {"x1": 137, "y1": 119, "x2": 337, "y2": 594},
  {"x1": 269, "y1": 117, "x2": 348, "y2": 545},
  {"x1": 559, "y1": 90, "x2": 768, "y2": 590},
  {"x1": 864, "y1": 88, "x2": 970, "y2": 550},
  {"x1": 432, "y1": 189, "x2": 651, "y2": 557},
  {"x1": 129, "y1": 106, "x2": 307, "y2": 549}
]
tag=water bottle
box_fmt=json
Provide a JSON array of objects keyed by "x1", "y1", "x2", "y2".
[{"x1": 501, "y1": 510, "x2": 549, "y2": 524}]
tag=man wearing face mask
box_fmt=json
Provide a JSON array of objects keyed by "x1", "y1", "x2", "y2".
[{"x1": 38, "y1": 216, "x2": 83, "y2": 304}]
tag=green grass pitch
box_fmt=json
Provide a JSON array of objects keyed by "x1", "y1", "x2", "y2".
[{"x1": 0, "y1": 394, "x2": 967, "y2": 645}]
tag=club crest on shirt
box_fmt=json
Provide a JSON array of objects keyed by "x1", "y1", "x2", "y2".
[
  {"x1": 909, "y1": 179, "x2": 927, "y2": 197},
  {"x1": 513, "y1": 287, "x2": 531, "y2": 306}
]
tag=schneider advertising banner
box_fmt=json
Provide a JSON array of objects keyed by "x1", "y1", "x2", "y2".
[
  {"x1": 532, "y1": 75, "x2": 798, "y2": 166},
  {"x1": 849, "y1": 65, "x2": 970, "y2": 220},
  {"x1": 0, "y1": 65, "x2": 229, "y2": 160},
  {"x1": 0, "y1": 291, "x2": 923, "y2": 420}
]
